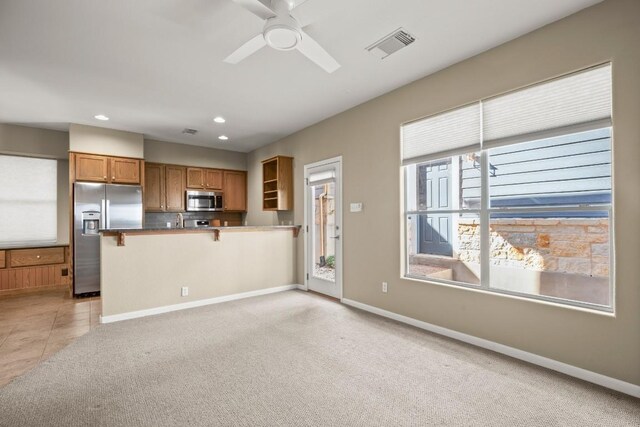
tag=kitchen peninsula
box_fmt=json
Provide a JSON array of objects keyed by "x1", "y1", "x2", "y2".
[{"x1": 99, "y1": 225, "x2": 300, "y2": 322}]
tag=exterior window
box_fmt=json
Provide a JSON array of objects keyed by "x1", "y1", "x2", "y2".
[
  {"x1": 0, "y1": 155, "x2": 58, "y2": 247},
  {"x1": 402, "y1": 64, "x2": 613, "y2": 311}
]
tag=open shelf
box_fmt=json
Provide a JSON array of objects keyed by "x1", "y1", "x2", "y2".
[{"x1": 261, "y1": 156, "x2": 293, "y2": 211}]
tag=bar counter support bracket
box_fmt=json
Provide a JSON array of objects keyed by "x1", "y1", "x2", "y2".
[
  {"x1": 213, "y1": 229, "x2": 220, "y2": 241},
  {"x1": 117, "y1": 233, "x2": 126, "y2": 247}
]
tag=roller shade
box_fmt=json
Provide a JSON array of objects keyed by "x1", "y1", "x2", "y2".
[
  {"x1": 483, "y1": 64, "x2": 612, "y2": 147},
  {"x1": 308, "y1": 169, "x2": 335, "y2": 186},
  {"x1": 401, "y1": 102, "x2": 481, "y2": 165},
  {"x1": 0, "y1": 155, "x2": 57, "y2": 247}
]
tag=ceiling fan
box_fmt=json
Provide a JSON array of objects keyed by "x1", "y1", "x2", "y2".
[{"x1": 224, "y1": 0, "x2": 340, "y2": 73}]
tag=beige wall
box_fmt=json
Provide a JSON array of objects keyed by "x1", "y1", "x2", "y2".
[
  {"x1": 0, "y1": 124, "x2": 70, "y2": 244},
  {"x1": 144, "y1": 139, "x2": 247, "y2": 170},
  {"x1": 246, "y1": 0, "x2": 640, "y2": 385},
  {"x1": 100, "y1": 230, "x2": 296, "y2": 317},
  {"x1": 0, "y1": 123, "x2": 68, "y2": 158},
  {"x1": 69, "y1": 123, "x2": 144, "y2": 158}
]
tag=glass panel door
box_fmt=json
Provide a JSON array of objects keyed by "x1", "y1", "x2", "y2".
[{"x1": 306, "y1": 159, "x2": 341, "y2": 299}]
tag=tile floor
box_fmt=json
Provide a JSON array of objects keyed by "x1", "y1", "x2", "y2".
[{"x1": 0, "y1": 288, "x2": 100, "y2": 387}]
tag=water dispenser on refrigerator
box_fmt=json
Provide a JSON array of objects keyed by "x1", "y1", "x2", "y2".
[{"x1": 82, "y1": 212, "x2": 101, "y2": 235}]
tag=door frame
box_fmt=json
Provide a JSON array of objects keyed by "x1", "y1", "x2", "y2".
[{"x1": 302, "y1": 156, "x2": 343, "y2": 300}]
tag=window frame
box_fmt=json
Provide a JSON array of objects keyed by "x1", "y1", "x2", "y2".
[
  {"x1": 403, "y1": 146, "x2": 614, "y2": 312},
  {"x1": 401, "y1": 63, "x2": 615, "y2": 313}
]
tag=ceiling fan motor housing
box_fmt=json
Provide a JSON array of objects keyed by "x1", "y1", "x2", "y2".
[{"x1": 263, "y1": 15, "x2": 301, "y2": 50}]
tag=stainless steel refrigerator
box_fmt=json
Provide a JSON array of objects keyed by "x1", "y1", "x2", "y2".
[{"x1": 73, "y1": 183, "x2": 143, "y2": 295}]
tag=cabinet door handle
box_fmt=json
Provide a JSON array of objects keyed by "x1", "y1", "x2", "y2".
[
  {"x1": 112, "y1": 176, "x2": 115, "y2": 180},
  {"x1": 103, "y1": 175, "x2": 107, "y2": 179},
  {"x1": 36, "y1": 255, "x2": 41, "y2": 259}
]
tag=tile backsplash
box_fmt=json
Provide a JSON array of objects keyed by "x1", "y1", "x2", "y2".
[{"x1": 145, "y1": 211, "x2": 244, "y2": 228}]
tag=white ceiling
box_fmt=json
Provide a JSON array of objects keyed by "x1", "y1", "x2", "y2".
[{"x1": 0, "y1": 0, "x2": 601, "y2": 153}]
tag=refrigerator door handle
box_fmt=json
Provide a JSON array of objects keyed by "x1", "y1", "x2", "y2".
[
  {"x1": 101, "y1": 199, "x2": 106, "y2": 229},
  {"x1": 106, "y1": 199, "x2": 111, "y2": 229}
]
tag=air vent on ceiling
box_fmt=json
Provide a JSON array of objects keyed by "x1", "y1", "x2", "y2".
[
  {"x1": 182, "y1": 128, "x2": 198, "y2": 135},
  {"x1": 366, "y1": 28, "x2": 416, "y2": 59}
]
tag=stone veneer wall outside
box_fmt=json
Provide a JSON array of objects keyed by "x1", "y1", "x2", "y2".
[{"x1": 457, "y1": 218, "x2": 609, "y2": 278}]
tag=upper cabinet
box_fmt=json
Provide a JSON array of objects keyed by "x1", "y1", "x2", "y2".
[
  {"x1": 144, "y1": 163, "x2": 165, "y2": 211},
  {"x1": 262, "y1": 156, "x2": 293, "y2": 211},
  {"x1": 144, "y1": 162, "x2": 246, "y2": 213},
  {"x1": 73, "y1": 152, "x2": 141, "y2": 185},
  {"x1": 110, "y1": 157, "x2": 140, "y2": 184},
  {"x1": 187, "y1": 167, "x2": 224, "y2": 190},
  {"x1": 165, "y1": 166, "x2": 186, "y2": 212},
  {"x1": 186, "y1": 167, "x2": 204, "y2": 189},
  {"x1": 205, "y1": 169, "x2": 223, "y2": 190},
  {"x1": 144, "y1": 164, "x2": 185, "y2": 212},
  {"x1": 75, "y1": 153, "x2": 109, "y2": 182},
  {"x1": 223, "y1": 171, "x2": 246, "y2": 212}
]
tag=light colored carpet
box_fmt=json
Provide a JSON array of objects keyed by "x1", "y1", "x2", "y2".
[{"x1": 0, "y1": 290, "x2": 638, "y2": 426}]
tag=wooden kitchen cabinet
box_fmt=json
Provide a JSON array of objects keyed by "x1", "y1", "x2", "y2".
[
  {"x1": 75, "y1": 153, "x2": 109, "y2": 182},
  {"x1": 73, "y1": 152, "x2": 142, "y2": 184},
  {"x1": 262, "y1": 156, "x2": 293, "y2": 211},
  {"x1": 205, "y1": 169, "x2": 223, "y2": 190},
  {"x1": 110, "y1": 157, "x2": 141, "y2": 184},
  {"x1": 144, "y1": 163, "x2": 165, "y2": 211},
  {"x1": 10, "y1": 247, "x2": 65, "y2": 268},
  {"x1": 144, "y1": 164, "x2": 185, "y2": 212},
  {"x1": 223, "y1": 170, "x2": 247, "y2": 212},
  {"x1": 187, "y1": 167, "x2": 223, "y2": 190},
  {"x1": 186, "y1": 168, "x2": 204, "y2": 189},
  {"x1": 0, "y1": 246, "x2": 71, "y2": 296},
  {"x1": 165, "y1": 166, "x2": 186, "y2": 212}
]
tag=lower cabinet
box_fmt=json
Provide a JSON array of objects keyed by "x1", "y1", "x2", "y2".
[{"x1": 0, "y1": 246, "x2": 70, "y2": 295}]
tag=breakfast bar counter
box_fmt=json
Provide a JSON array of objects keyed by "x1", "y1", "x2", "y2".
[
  {"x1": 101, "y1": 225, "x2": 300, "y2": 246},
  {"x1": 99, "y1": 225, "x2": 301, "y2": 322}
]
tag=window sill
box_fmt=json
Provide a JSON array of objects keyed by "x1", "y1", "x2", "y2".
[{"x1": 401, "y1": 274, "x2": 615, "y2": 317}]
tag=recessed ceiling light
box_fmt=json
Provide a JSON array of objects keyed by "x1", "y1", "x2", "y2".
[
  {"x1": 213, "y1": 116, "x2": 226, "y2": 123},
  {"x1": 94, "y1": 114, "x2": 109, "y2": 121},
  {"x1": 218, "y1": 135, "x2": 229, "y2": 141}
]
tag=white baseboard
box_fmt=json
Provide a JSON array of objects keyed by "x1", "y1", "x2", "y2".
[
  {"x1": 297, "y1": 284, "x2": 308, "y2": 291},
  {"x1": 341, "y1": 298, "x2": 640, "y2": 398},
  {"x1": 100, "y1": 285, "x2": 300, "y2": 324}
]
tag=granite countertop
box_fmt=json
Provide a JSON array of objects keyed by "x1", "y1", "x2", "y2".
[
  {"x1": 0, "y1": 242, "x2": 70, "y2": 251},
  {"x1": 99, "y1": 225, "x2": 300, "y2": 233}
]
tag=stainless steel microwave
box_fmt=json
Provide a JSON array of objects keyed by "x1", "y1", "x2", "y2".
[{"x1": 186, "y1": 190, "x2": 223, "y2": 211}]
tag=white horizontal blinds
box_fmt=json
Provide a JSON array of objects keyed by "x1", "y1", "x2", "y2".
[
  {"x1": 0, "y1": 155, "x2": 57, "y2": 246},
  {"x1": 401, "y1": 102, "x2": 481, "y2": 165},
  {"x1": 483, "y1": 64, "x2": 612, "y2": 147}
]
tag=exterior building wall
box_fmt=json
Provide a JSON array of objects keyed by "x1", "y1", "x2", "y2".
[{"x1": 457, "y1": 218, "x2": 609, "y2": 277}]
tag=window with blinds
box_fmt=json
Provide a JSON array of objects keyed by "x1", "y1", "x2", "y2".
[
  {"x1": 401, "y1": 63, "x2": 612, "y2": 162},
  {"x1": 0, "y1": 155, "x2": 58, "y2": 247},
  {"x1": 402, "y1": 63, "x2": 613, "y2": 311}
]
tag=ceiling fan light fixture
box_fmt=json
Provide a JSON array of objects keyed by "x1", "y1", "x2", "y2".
[{"x1": 263, "y1": 15, "x2": 301, "y2": 51}]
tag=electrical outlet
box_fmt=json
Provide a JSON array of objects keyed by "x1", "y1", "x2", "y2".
[
  {"x1": 181, "y1": 286, "x2": 189, "y2": 297},
  {"x1": 382, "y1": 282, "x2": 388, "y2": 293}
]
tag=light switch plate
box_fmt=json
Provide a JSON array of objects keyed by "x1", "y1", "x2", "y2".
[{"x1": 350, "y1": 202, "x2": 363, "y2": 212}]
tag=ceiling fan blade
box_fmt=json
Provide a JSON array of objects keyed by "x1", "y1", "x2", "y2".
[
  {"x1": 296, "y1": 30, "x2": 340, "y2": 73},
  {"x1": 224, "y1": 34, "x2": 267, "y2": 64},
  {"x1": 233, "y1": 0, "x2": 276, "y2": 20}
]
